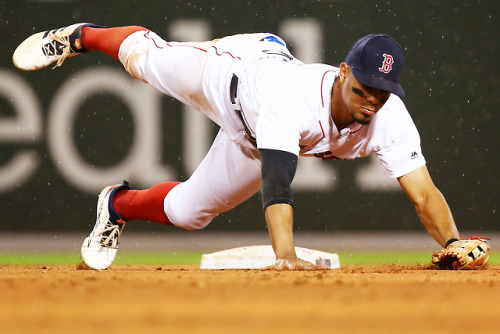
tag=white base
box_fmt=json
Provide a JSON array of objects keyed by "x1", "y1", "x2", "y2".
[{"x1": 200, "y1": 245, "x2": 340, "y2": 270}]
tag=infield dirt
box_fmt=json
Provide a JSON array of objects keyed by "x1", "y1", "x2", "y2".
[{"x1": 1, "y1": 264, "x2": 499, "y2": 334}]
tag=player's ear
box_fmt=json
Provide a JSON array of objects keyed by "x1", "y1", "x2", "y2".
[{"x1": 339, "y1": 62, "x2": 348, "y2": 83}]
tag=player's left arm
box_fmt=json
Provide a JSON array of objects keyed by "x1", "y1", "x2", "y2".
[{"x1": 397, "y1": 165, "x2": 459, "y2": 247}]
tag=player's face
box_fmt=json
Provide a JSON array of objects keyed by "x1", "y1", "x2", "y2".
[{"x1": 341, "y1": 65, "x2": 391, "y2": 124}]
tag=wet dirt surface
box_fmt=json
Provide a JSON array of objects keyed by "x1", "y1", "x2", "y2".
[{"x1": 1, "y1": 264, "x2": 499, "y2": 334}]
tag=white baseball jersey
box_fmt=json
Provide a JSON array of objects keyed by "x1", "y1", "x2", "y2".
[
  {"x1": 118, "y1": 30, "x2": 426, "y2": 229},
  {"x1": 237, "y1": 60, "x2": 425, "y2": 179}
]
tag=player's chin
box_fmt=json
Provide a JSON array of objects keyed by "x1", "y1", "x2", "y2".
[
  {"x1": 358, "y1": 117, "x2": 372, "y2": 125},
  {"x1": 351, "y1": 110, "x2": 373, "y2": 125},
  {"x1": 353, "y1": 114, "x2": 372, "y2": 125}
]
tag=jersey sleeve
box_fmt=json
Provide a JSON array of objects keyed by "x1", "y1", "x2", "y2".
[{"x1": 375, "y1": 110, "x2": 426, "y2": 178}]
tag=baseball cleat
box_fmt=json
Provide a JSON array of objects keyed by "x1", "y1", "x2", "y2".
[
  {"x1": 81, "y1": 181, "x2": 130, "y2": 270},
  {"x1": 12, "y1": 23, "x2": 97, "y2": 71}
]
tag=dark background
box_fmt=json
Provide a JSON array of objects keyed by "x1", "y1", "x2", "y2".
[{"x1": 0, "y1": 0, "x2": 498, "y2": 233}]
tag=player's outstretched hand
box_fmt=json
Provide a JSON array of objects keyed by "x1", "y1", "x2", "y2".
[{"x1": 264, "y1": 257, "x2": 323, "y2": 271}]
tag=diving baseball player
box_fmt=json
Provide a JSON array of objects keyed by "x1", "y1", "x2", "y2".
[{"x1": 12, "y1": 23, "x2": 490, "y2": 270}]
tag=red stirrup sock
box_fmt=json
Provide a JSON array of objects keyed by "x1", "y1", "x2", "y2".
[
  {"x1": 113, "y1": 182, "x2": 181, "y2": 224},
  {"x1": 81, "y1": 26, "x2": 148, "y2": 60}
]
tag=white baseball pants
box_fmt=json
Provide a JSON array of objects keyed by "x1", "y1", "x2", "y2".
[{"x1": 118, "y1": 30, "x2": 262, "y2": 229}]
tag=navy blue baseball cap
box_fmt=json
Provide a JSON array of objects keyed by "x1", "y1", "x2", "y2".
[{"x1": 345, "y1": 34, "x2": 405, "y2": 97}]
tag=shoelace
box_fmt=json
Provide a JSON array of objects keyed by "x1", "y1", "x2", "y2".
[
  {"x1": 99, "y1": 224, "x2": 122, "y2": 248},
  {"x1": 44, "y1": 33, "x2": 72, "y2": 69}
]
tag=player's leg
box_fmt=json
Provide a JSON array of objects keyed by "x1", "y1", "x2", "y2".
[
  {"x1": 163, "y1": 130, "x2": 262, "y2": 230},
  {"x1": 110, "y1": 130, "x2": 261, "y2": 229},
  {"x1": 115, "y1": 29, "x2": 219, "y2": 121},
  {"x1": 80, "y1": 25, "x2": 147, "y2": 60},
  {"x1": 93, "y1": 129, "x2": 261, "y2": 228},
  {"x1": 81, "y1": 26, "x2": 218, "y2": 122},
  {"x1": 81, "y1": 130, "x2": 261, "y2": 269},
  {"x1": 81, "y1": 179, "x2": 181, "y2": 270},
  {"x1": 109, "y1": 130, "x2": 261, "y2": 229},
  {"x1": 13, "y1": 24, "x2": 216, "y2": 120},
  {"x1": 112, "y1": 181, "x2": 180, "y2": 224}
]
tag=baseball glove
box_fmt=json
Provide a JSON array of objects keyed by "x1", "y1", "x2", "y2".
[{"x1": 432, "y1": 236, "x2": 490, "y2": 269}]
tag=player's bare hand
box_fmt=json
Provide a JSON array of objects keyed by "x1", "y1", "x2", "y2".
[{"x1": 264, "y1": 257, "x2": 322, "y2": 271}]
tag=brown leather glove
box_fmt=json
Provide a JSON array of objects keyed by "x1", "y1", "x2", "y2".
[{"x1": 432, "y1": 236, "x2": 490, "y2": 269}]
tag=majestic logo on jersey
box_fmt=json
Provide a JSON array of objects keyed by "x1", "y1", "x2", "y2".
[
  {"x1": 411, "y1": 151, "x2": 419, "y2": 159},
  {"x1": 378, "y1": 54, "x2": 394, "y2": 73}
]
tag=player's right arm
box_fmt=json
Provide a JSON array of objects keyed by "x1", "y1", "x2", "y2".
[
  {"x1": 260, "y1": 149, "x2": 317, "y2": 270},
  {"x1": 264, "y1": 204, "x2": 318, "y2": 270},
  {"x1": 264, "y1": 203, "x2": 296, "y2": 260}
]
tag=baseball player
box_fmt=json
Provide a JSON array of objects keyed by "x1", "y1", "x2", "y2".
[{"x1": 12, "y1": 23, "x2": 489, "y2": 270}]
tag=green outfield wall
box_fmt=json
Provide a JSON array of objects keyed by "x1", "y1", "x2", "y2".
[{"x1": 0, "y1": 0, "x2": 497, "y2": 232}]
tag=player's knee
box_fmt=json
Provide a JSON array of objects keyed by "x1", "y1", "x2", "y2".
[
  {"x1": 163, "y1": 179, "x2": 223, "y2": 230},
  {"x1": 120, "y1": 50, "x2": 147, "y2": 82},
  {"x1": 167, "y1": 210, "x2": 217, "y2": 230},
  {"x1": 118, "y1": 32, "x2": 151, "y2": 82}
]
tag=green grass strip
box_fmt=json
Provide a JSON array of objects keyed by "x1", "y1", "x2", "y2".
[
  {"x1": 337, "y1": 251, "x2": 433, "y2": 265},
  {"x1": 338, "y1": 251, "x2": 500, "y2": 265},
  {"x1": 0, "y1": 251, "x2": 498, "y2": 266},
  {"x1": 114, "y1": 252, "x2": 202, "y2": 265},
  {"x1": 0, "y1": 253, "x2": 81, "y2": 265},
  {"x1": 0, "y1": 252, "x2": 202, "y2": 266}
]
